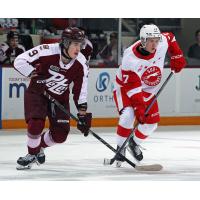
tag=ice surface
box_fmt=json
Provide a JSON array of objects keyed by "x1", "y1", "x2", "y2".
[{"x1": 0, "y1": 126, "x2": 200, "y2": 181}]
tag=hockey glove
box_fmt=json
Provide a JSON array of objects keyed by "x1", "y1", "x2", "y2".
[
  {"x1": 77, "y1": 113, "x2": 92, "y2": 136},
  {"x1": 28, "y1": 63, "x2": 46, "y2": 94},
  {"x1": 170, "y1": 54, "x2": 186, "y2": 73},
  {"x1": 134, "y1": 105, "x2": 147, "y2": 124},
  {"x1": 129, "y1": 92, "x2": 147, "y2": 124}
]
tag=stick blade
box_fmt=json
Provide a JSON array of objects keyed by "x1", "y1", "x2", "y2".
[{"x1": 135, "y1": 164, "x2": 163, "y2": 172}]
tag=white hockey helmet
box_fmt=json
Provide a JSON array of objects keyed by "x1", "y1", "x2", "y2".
[{"x1": 140, "y1": 24, "x2": 161, "y2": 47}]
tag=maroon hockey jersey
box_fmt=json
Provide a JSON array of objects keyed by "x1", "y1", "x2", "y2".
[{"x1": 14, "y1": 43, "x2": 89, "y2": 107}]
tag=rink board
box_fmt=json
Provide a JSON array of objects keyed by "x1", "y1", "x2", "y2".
[{"x1": 0, "y1": 65, "x2": 200, "y2": 128}]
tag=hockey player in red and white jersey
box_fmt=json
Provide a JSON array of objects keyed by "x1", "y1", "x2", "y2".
[
  {"x1": 113, "y1": 24, "x2": 186, "y2": 163},
  {"x1": 14, "y1": 27, "x2": 92, "y2": 169}
]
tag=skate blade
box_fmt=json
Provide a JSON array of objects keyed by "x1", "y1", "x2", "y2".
[
  {"x1": 135, "y1": 164, "x2": 163, "y2": 171},
  {"x1": 16, "y1": 165, "x2": 32, "y2": 170},
  {"x1": 16, "y1": 160, "x2": 39, "y2": 170}
]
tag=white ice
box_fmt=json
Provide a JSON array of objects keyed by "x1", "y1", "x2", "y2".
[{"x1": 0, "y1": 126, "x2": 200, "y2": 181}]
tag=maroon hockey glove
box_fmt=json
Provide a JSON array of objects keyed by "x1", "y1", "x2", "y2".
[
  {"x1": 28, "y1": 63, "x2": 46, "y2": 94},
  {"x1": 77, "y1": 113, "x2": 92, "y2": 136},
  {"x1": 134, "y1": 106, "x2": 147, "y2": 124}
]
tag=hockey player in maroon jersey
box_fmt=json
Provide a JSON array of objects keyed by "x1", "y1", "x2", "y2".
[
  {"x1": 113, "y1": 24, "x2": 186, "y2": 164},
  {"x1": 14, "y1": 27, "x2": 92, "y2": 169}
]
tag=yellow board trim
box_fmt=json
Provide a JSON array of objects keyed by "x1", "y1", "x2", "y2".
[{"x1": 1, "y1": 116, "x2": 200, "y2": 129}]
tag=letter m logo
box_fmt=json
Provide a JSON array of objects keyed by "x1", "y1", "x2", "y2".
[{"x1": 9, "y1": 83, "x2": 27, "y2": 98}]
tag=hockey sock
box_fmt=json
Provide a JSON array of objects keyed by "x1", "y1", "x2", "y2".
[
  {"x1": 40, "y1": 130, "x2": 56, "y2": 148},
  {"x1": 134, "y1": 123, "x2": 157, "y2": 145},
  {"x1": 27, "y1": 136, "x2": 41, "y2": 155}
]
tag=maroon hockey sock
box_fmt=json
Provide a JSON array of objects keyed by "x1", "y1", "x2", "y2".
[{"x1": 28, "y1": 146, "x2": 41, "y2": 155}]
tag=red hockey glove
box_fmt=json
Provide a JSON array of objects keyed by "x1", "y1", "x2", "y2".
[
  {"x1": 130, "y1": 92, "x2": 147, "y2": 124},
  {"x1": 28, "y1": 63, "x2": 46, "y2": 94},
  {"x1": 164, "y1": 32, "x2": 186, "y2": 73},
  {"x1": 77, "y1": 113, "x2": 92, "y2": 136},
  {"x1": 170, "y1": 54, "x2": 186, "y2": 73},
  {"x1": 134, "y1": 105, "x2": 147, "y2": 124}
]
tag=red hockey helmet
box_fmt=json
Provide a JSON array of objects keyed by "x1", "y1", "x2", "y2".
[{"x1": 61, "y1": 27, "x2": 85, "y2": 49}]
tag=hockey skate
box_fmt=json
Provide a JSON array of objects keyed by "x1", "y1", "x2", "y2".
[
  {"x1": 37, "y1": 148, "x2": 45, "y2": 164},
  {"x1": 127, "y1": 137, "x2": 143, "y2": 162},
  {"x1": 16, "y1": 149, "x2": 45, "y2": 170},
  {"x1": 115, "y1": 145, "x2": 126, "y2": 168}
]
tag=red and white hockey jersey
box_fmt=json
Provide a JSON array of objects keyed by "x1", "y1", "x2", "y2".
[
  {"x1": 14, "y1": 43, "x2": 89, "y2": 107},
  {"x1": 114, "y1": 32, "x2": 181, "y2": 102}
]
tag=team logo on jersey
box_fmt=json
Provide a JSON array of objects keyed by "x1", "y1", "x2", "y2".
[
  {"x1": 141, "y1": 66, "x2": 162, "y2": 86},
  {"x1": 50, "y1": 65, "x2": 60, "y2": 72},
  {"x1": 96, "y1": 72, "x2": 110, "y2": 92},
  {"x1": 45, "y1": 69, "x2": 68, "y2": 95}
]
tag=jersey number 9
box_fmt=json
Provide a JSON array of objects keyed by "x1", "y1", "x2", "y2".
[{"x1": 29, "y1": 50, "x2": 38, "y2": 57}]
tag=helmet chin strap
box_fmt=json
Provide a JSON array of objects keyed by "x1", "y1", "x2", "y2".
[
  {"x1": 138, "y1": 45, "x2": 150, "y2": 56},
  {"x1": 60, "y1": 44, "x2": 72, "y2": 63}
]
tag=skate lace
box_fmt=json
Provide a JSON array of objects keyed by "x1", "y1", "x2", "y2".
[
  {"x1": 24, "y1": 154, "x2": 35, "y2": 161},
  {"x1": 139, "y1": 145, "x2": 146, "y2": 151},
  {"x1": 135, "y1": 144, "x2": 147, "y2": 154},
  {"x1": 38, "y1": 149, "x2": 44, "y2": 157},
  {"x1": 134, "y1": 145, "x2": 142, "y2": 155}
]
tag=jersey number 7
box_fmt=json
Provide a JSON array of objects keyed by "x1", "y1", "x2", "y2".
[{"x1": 123, "y1": 74, "x2": 129, "y2": 83}]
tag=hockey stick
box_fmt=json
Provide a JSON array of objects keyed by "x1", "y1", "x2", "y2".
[
  {"x1": 43, "y1": 91, "x2": 162, "y2": 171},
  {"x1": 106, "y1": 71, "x2": 174, "y2": 165}
]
